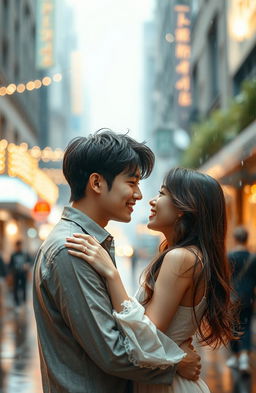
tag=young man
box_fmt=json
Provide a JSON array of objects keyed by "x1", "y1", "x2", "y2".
[{"x1": 33, "y1": 130, "x2": 201, "y2": 393}]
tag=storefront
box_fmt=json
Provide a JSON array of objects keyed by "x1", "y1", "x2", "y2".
[
  {"x1": 0, "y1": 140, "x2": 58, "y2": 261},
  {"x1": 200, "y1": 120, "x2": 256, "y2": 251}
]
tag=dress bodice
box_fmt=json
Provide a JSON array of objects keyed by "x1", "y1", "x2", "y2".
[
  {"x1": 165, "y1": 297, "x2": 206, "y2": 345},
  {"x1": 136, "y1": 288, "x2": 206, "y2": 346}
]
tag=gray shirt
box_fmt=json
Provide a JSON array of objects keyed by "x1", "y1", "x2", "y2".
[{"x1": 33, "y1": 206, "x2": 176, "y2": 393}]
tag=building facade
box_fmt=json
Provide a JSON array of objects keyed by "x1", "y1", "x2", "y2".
[
  {"x1": 0, "y1": 0, "x2": 41, "y2": 145},
  {"x1": 0, "y1": 0, "x2": 58, "y2": 260},
  {"x1": 190, "y1": 0, "x2": 256, "y2": 249}
]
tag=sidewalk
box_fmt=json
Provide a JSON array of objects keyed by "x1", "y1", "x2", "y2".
[{"x1": 0, "y1": 271, "x2": 255, "y2": 393}]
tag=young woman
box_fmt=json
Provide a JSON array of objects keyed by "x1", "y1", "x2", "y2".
[{"x1": 65, "y1": 167, "x2": 235, "y2": 393}]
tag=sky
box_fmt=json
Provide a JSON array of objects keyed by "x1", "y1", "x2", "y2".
[
  {"x1": 67, "y1": 0, "x2": 154, "y2": 138},
  {"x1": 64, "y1": 0, "x2": 156, "y2": 249}
]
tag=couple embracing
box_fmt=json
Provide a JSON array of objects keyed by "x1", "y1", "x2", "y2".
[{"x1": 33, "y1": 129, "x2": 235, "y2": 393}]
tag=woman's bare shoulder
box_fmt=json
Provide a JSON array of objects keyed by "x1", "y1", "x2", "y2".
[{"x1": 163, "y1": 247, "x2": 201, "y2": 276}]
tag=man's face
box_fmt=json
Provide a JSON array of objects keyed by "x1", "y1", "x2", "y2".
[{"x1": 99, "y1": 169, "x2": 142, "y2": 223}]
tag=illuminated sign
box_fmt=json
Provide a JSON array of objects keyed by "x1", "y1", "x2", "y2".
[
  {"x1": 0, "y1": 141, "x2": 59, "y2": 205},
  {"x1": 33, "y1": 200, "x2": 51, "y2": 221},
  {"x1": 229, "y1": 0, "x2": 256, "y2": 42},
  {"x1": 36, "y1": 0, "x2": 55, "y2": 69},
  {"x1": 174, "y1": 4, "x2": 192, "y2": 107}
]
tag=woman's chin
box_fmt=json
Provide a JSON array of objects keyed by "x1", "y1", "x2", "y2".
[{"x1": 147, "y1": 221, "x2": 157, "y2": 231}]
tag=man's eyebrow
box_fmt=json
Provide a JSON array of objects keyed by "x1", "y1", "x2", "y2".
[{"x1": 128, "y1": 173, "x2": 141, "y2": 179}]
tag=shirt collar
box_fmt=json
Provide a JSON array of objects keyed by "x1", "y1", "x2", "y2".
[{"x1": 61, "y1": 206, "x2": 112, "y2": 245}]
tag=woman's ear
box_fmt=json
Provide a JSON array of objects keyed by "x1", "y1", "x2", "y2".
[{"x1": 88, "y1": 173, "x2": 104, "y2": 194}]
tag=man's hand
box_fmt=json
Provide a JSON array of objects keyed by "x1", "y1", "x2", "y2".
[{"x1": 176, "y1": 339, "x2": 201, "y2": 381}]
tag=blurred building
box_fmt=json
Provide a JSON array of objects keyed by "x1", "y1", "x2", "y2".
[
  {"x1": 148, "y1": 0, "x2": 191, "y2": 183},
  {"x1": 141, "y1": 0, "x2": 256, "y2": 250},
  {"x1": 43, "y1": 0, "x2": 88, "y2": 208},
  {"x1": 47, "y1": 0, "x2": 74, "y2": 150},
  {"x1": 0, "y1": 0, "x2": 41, "y2": 145},
  {"x1": 139, "y1": 2, "x2": 193, "y2": 254},
  {"x1": 0, "y1": 0, "x2": 58, "y2": 259},
  {"x1": 190, "y1": 0, "x2": 256, "y2": 248}
]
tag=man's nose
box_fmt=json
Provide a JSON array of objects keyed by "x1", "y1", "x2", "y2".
[{"x1": 133, "y1": 188, "x2": 142, "y2": 200}]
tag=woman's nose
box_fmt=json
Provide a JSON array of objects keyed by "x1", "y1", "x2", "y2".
[{"x1": 149, "y1": 197, "x2": 156, "y2": 206}]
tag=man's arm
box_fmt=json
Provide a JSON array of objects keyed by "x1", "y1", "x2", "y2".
[{"x1": 50, "y1": 248, "x2": 178, "y2": 384}]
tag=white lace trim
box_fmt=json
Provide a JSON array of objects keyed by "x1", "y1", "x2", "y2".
[
  {"x1": 118, "y1": 298, "x2": 136, "y2": 315},
  {"x1": 123, "y1": 337, "x2": 171, "y2": 370},
  {"x1": 113, "y1": 296, "x2": 186, "y2": 369}
]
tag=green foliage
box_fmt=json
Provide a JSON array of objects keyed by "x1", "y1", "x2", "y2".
[{"x1": 181, "y1": 78, "x2": 256, "y2": 168}]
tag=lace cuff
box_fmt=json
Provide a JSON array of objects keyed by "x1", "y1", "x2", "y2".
[{"x1": 113, "y1": 297, "x2": 186, "y2": 369}]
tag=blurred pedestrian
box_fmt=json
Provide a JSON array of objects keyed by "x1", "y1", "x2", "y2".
[
  {"x1": 226, "y1": 226, "x2": 256, "y2": 373},
  {"x1": 0, "y1": 253, "x2": 6, "y2": 316},
  {"x1": 9, "y1": 240, "x2": 31, "y2": 309},
  {"x1": 0, "y1": 255, "x2": 6, "y2": 280}
]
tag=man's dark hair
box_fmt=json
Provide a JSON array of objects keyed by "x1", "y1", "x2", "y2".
[
  {"x1": 63, "y1": 129, "x2": 155, "y2": 202},
  {"x1": 15, "y1": 240, "x2": 22, "y2": 248},
  {"x1": 233, "y1": 226, "x2": 248, "y2": 244}
]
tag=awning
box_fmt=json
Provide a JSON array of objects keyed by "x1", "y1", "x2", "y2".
[{"x1": 200, "y1": 120, "x2": 256, "y2": 187}]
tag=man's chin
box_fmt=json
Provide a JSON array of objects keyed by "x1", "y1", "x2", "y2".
[{"x1": 113, "y1": 215, "x2": 132, "y2": 223}]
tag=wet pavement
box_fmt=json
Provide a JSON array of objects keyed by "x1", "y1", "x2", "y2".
[
  {"x1": 200, "y1": 343, "x2": 256, "y2": 393},
  {"x1": 0, "y1": 265, "x2": 255, "y2": 393},
  {"x1": 0, "y1": 285, "x2": 42, "y2": 393}
]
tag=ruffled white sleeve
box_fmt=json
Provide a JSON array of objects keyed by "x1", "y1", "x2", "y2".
[{"x1": 113, "y1": 297, "x2": 186, "y2": 369}]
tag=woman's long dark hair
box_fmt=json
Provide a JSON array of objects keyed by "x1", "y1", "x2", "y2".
[{"x1": 141, "y1": 167, "x2": 236, "y2": 348}]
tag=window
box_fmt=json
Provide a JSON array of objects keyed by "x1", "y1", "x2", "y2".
[
  {"x1": 2, "y1": 39, "x2": 9, "y2": 69},
  {"x1": 191, "y1": 64, "x2": 199, "y2": 121},
  {"x1": 0, "y1": 115, "x2": 6, "y2": 139},
  {"x1": 208, "y1": 17, "x2": 219, "y2": 101},
  {"x1": 233, "y1": 45, "x2": 256, "y2": 95}
]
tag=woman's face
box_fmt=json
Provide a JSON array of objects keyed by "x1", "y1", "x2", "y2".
[{"x1": 147, "y1": 186, "x2": 181, "y2": 233}]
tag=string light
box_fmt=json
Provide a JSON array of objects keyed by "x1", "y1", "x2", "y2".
[
  {"x1": 0, "y1": 73, "x2": 62, "y2": 97},
  {"x1": 0, "y1": 139, "x2": 65, "y2": 162},
  {"x1": 17, "y1": 84, "x2": 26, "y2": 93},
  {"x1": 42, "y1": 76, "x2": 52, "y2": 86}
]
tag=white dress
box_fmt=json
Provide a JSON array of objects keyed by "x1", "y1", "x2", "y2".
[{"x1": 113, "y1": 290, "x2": 210, "y2": 393}]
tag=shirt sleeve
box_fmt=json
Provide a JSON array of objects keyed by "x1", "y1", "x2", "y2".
[
  {"x1": 113, "y1": 297, "x2": 186, "y2": 369},
  {"x1": 49, "y1": 248, "x2": 184, "y2": 385}
]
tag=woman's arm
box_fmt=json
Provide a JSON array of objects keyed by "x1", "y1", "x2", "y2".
[
  {"x1": 65, "y1": 234, "x2": 133, "y2": 310},
  {"x1": 65, "y1": 234, "x2": 201, "y2": 379},
  {"x1": 65, "y1": 234, "x2": 196, "y2": 331}
]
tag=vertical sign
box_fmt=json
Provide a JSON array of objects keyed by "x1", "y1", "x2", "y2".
[
  {"x1": 36, "y1": 0, "x2": 55, "y2": 69},
  {"x1": 174, "y1": 4, "x2": 192, "y2": 109}
]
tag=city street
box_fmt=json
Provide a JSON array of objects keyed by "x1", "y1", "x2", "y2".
[
  {"x1": 0, "y1": 261, "x2": 254, "y2": 393},
  {"x1": 0, "y1": 0, "x2": 256, "y2": 392}
]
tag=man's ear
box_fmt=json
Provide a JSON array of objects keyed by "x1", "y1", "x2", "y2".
[{"x1": 88, "y1": 173, "x2": 104, "y2": 194}]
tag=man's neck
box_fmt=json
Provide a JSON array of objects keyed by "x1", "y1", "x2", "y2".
[{"x1": 71, "y1": 200, "x2": 108, "y2": 228}]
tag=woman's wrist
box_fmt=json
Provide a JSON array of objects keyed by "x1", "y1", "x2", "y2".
[{"x1": 105, "y1": 268, "x2": 120, "y2": 281}]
